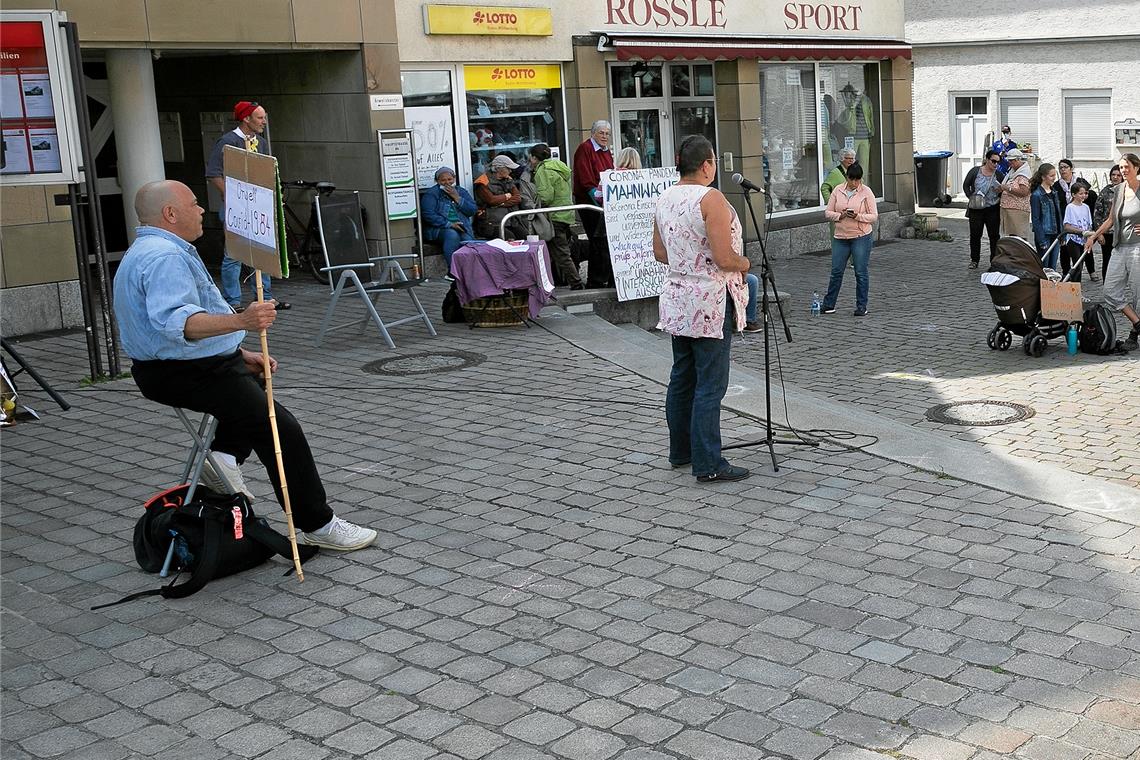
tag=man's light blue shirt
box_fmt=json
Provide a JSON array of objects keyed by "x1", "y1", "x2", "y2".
[{"x1": 114, "y1": 226, "x2": 245, "y2": 360}]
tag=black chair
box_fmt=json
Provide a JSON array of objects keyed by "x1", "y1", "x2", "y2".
[{"x1": 312, "y1": 192, "x2": 436, "y2": 349}]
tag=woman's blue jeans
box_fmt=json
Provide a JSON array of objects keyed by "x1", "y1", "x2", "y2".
[
  {"x1": 823, "y1": 232, "x2": 873, "y2": 312},
  {"x1": 666, "y1": 300, "x2": 734, "y2": 477},
  {"x1": 426, "y1": 226, "x2": 475, "y2": 271},
  {"x1": 745, "y1": 273, "x2": 759, "y2": 323}
]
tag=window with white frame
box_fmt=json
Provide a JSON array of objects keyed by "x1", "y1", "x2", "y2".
[
  {"x1": 1064, "y1": 91, "x2": 1112, "y2": 160},
  {"x1": 999, "y1": 93, "x2": 1038, "y2": 155}
]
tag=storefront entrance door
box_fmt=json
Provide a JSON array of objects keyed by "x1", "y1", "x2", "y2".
[
  {"x1": 953, "y1": 94, "x2": 989, "y2": 199},
  {"x1": 616, "y1": 103, "x2": 664, "y2": 168}
]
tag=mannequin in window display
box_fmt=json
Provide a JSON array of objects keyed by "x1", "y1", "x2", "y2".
[
  {"x1": 820, "y1": 93, "x2": 840, "y2": 167},
  {"x1": 839, "y1": 84, "x2": 874, "y2": 183}
]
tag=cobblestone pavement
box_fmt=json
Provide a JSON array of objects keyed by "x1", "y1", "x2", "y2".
[
  {"x1": 3, "y1": 279, "x2": 1139, "y2": 760},
  {"x1": 737, "y1": 222, "x2": 1139, "y2": 488}
]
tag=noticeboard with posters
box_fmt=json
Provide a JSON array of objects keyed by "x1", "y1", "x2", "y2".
[{"x1": 0, "y1": 10, "x2": 80, "y2": 186}]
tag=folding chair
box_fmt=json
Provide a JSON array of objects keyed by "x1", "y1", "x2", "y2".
[
  {"x1": 164, "y1": 409, "x2": 235, "y2": 577},
  {"x1": 175, "y1": 409, "x2": 235, "y2": 505},
  {"x1": 312, "y1": 191, "x2": 437, "y2": 348}
]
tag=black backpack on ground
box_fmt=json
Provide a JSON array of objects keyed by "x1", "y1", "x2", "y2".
[
  {"x1": 442, "y1": 282, "x2": 465, "y2": 323},
  {"x1": 93, "y1": 485, "x2": 317, "y2": 609},
  {"x1": 1078, "y1": 303, "x2": 1123, "y2": 355}
]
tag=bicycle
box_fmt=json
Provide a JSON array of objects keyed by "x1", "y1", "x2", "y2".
[{"x1": 282, "y1": 180, "x2": 336, "y2": 285}]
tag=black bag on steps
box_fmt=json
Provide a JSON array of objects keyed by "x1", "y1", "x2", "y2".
[{"x1": 93, "y1": 485, "x2": 318, "y2": 609}]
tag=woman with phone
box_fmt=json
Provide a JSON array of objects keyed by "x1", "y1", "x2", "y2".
[{"x1": 820, "y1": 163, "x2": 878, "y2": 317}]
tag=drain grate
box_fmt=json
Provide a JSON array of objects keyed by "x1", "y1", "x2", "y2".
[
  {"x1": 362, "y1": 350, "x2": 485, "y2": 376},
  {"x1": 925, "y1": 400, "x2": 1035, "y2": 427}
]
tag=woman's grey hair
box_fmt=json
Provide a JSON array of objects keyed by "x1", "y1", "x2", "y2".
[
  {"x1": 839, "y1": 148, "x2": 856, "y2": 160},
  {"x1": 591, "y1": 120, "x2": 611, "y2": 135},
  {"x1": 615, "y1": 147, "x2": 642, "y2": 170}
]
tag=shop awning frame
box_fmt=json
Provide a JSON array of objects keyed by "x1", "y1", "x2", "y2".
[{"x1": 599, "y1": 33, "x2": 912, "y2": 62}]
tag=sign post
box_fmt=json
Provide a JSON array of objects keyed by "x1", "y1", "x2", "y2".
[
  {"x1": 378, "y1": 128, "x2": 424, "y2": 278},
  {"x1": 221, "y1": 146, "x2": 303, "y2": 581},
  {"x1": 601, "y1": 166, "x2": 678, "y2": 301}
]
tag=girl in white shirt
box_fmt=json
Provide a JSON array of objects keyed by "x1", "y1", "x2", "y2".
[{"x1": 1062, "y1": 184, "x2": 1093, "y2": 281}]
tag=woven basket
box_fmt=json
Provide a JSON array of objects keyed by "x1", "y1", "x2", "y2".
[{"x1": 462, "y1": 290, "x2": 529, "y2": 327}]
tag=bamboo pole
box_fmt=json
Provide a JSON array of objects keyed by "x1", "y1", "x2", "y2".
[{"x1": 254, "y1": 271, "x2": 304, "y2": 581}]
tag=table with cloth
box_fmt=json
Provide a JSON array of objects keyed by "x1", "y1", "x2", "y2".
[{"x1": 450, "y1": 241, "x2": 556, "y2": 319}]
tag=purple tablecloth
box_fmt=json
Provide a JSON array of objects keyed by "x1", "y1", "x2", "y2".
[{"x1": 451, "y1": 241, "x2": 555, "y2": 318}]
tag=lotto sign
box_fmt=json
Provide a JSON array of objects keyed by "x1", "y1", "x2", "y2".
[
  {"x1": 423, "y1": 5, "x2": 553, "y2": 35},
  {"x1": 222, "y1": 146, "x2": 285, "y2": 277},
  {"x1": 464, "y1": 64, "x2": 561, "y2": 91}
]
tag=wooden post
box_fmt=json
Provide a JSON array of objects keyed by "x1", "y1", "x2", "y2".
[{"x1": 254, "y1": 271, "x2": 304, "y2": 581}]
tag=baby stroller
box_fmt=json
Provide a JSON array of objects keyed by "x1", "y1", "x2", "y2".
[{"x1": 982, "y1": 235, "x2": 1086, "y2": 357}]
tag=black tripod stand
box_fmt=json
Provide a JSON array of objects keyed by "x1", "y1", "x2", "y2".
[{"x1": 724, "y1": 189, "x2": 816, "y2": 471}]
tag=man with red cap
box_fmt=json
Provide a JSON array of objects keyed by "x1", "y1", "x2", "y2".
[{"x1": 205, "y1": 101, "x2": 290, "y2": 311}]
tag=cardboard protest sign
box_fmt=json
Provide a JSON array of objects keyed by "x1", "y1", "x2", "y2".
[
  {"x1": 222, "y1": 146, "x2": 288, "y2": 277},
  {"x1": 601, "y1": 167, "x2": 679, "y2": 302},
  {"x1": 1039, "y1": 280, "x2": 1082, "y2": 322}
]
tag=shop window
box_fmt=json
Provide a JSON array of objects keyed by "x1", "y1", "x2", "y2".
[
  {"x1": 1064, "y1": 92, "x2": 1112, "y2": 160},
  {"x1": 818, "y1": 62, "x2": 882, "y2": 196},
  {"x1": 999, "y1": 93, "x2": 1038, "y2": 155},
  {"x1": 671, "y1": 66, "x2": 691, "y2": 97},
  {"x1": 464, "y1": 64, "x2": 564, "y2": 181},
  {"x1": 760, "y1": 64, "x2": 819, "y2": 212},
  {"x1": 402, "y1": 70, "x2": 457, "y2": 188},
  {"x1": 612, "y1": 64, "x2": 663, "y2": 99},
  {"x1": 694, "y1": 65, "x2": 714, "y2": 97}
]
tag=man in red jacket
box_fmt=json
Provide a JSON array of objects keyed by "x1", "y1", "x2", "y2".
[{"x1": 572, "y1": 119, "x2": 615, "y2": 288}]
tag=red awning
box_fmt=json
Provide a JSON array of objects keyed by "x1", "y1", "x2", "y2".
[{"x1": 609, "y1": 36, "x2": 912, "y2": 62}]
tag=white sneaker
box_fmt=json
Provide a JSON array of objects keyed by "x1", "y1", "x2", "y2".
[
  {"x1": 300, "y1": 516, "x2": 377, "y2": 552},
  {"x1": 199, "y1": 454, "x2": 254, "y2": 501}
]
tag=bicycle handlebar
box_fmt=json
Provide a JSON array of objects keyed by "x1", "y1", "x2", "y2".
[{"x1": 283, "y1": 180, "x2": 336, "y2": 192}]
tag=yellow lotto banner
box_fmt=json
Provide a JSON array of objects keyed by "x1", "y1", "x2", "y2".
[
  {"x1": 424, "y1": 5, "x2": 554, "y2": 36},
  {"x1": 464, "y1": 64, "x2": 561, "y2": 91}
]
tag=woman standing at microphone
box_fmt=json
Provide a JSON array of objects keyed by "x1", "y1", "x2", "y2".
[
  {"x1": 820, "y1": 163, "x2": 878, "y2": 317},
  {"x1": 653, "y1": 135, "x2": 752, "y2": 483}
]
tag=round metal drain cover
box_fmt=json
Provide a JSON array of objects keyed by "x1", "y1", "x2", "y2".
[
  {"x1": 362, "y1": 350, "x2": 485, "y2": 376},
  {"x1": 925, "y1": 400, "x2": 1035, "y2": 427}
]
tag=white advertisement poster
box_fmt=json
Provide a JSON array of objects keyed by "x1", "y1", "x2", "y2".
[
  {"x1": 0, "y1": 75, "x2": 22, "y2": 118},
  {"x1": 224, "y1": 176, "x2": 277, "y2": 251},
  {"x1": 404, "y1": 105, "x2": 454, "y2": 190},
  {"x1": 19, "y1": 72, "x2": 53, "y2": 118},
  {"x1": 27, "y1": 127, "x2": 60, "y2": 171},
  {"x1": 1, "y1": 129, "x2": 31, "y2": 173},
  {"x1": 601, "y1": 166, "x2": 679, "y2": 302}
]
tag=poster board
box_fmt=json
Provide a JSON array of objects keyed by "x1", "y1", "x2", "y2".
[
  {"x1": 380, "y1": 134, "x2": 418, "y2": 221},
  {"x1": 601, "y1": 166, "x2": 679, "y2": 302},
  {"x1": 222, "y1": 146, "x2": 287, "y2": 278},
  {"x1": 404, "y1": 105, "x2": 454, "y2": 190},
  {"x1": 1039, "y1": 280, "x2": 1082, "y2": 323},
  {"x1": 0, "y1": 11, "x2": 80, "y2": 186}
]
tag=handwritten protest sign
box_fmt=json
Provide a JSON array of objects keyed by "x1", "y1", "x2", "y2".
[
  {"x1": 602, "y1": 166, "x2": 679, "y2": 302},
  {"x1": 223, "y1": 146, "x2": 285, "y2": 277}
]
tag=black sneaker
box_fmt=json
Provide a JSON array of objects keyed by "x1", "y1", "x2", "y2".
[
  {"x1": 1126, "y1": 326, "x2": 1139, "y2": 351},
  {"x1": 669, "y1": 459, "x2": 691, "y2": 469},
  {"x1": 969, "y1": 261, "x2": 979, "y2": 269},
  {"x1": 854, "y1": 309, "x2": 869, "y2": 317},
  {"x1": 696, "y1": 464, "x2": 750, "y2": 483},
  {"x1": 274, "y1": 301, "x2": 292, "y2": 311},
  {"x1": 820, "y1": 306, "x2": 836, "y2": 315},
  {"x1": 743, "y1": 321, "x2": 763, "y2": 333}
]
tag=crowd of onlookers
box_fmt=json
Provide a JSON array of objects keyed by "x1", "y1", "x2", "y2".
[{"x1": 957, "y1": 126, "x2": 1140, "y2": 349}]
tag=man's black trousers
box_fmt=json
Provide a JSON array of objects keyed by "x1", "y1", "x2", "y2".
[{"x1": 132, "y1": 350, "x2": 334, "y2": 532}]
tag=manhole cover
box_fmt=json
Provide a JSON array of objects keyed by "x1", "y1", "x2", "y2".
[
  {"x1": 362, "y1": 351, "x2": 485, "y2": 376},
  {"x1": 925, "y1": 400, "x2": 1035, "y2": 427}
]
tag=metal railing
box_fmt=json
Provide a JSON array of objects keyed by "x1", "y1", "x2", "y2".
[{"x1": 498, "y1": 204, "x2": 604, "y2": 239}]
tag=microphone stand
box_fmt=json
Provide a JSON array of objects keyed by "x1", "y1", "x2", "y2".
[{"x1": 726, "y1": 187, "x2": 817, "y2": 471}]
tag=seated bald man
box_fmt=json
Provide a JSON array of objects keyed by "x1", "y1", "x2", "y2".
[{"x1": 113, "y1": 180, "x2": 376, "y2": 551}]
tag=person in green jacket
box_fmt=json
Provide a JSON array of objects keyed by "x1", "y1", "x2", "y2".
[
  {"x1": 821, "y1": 148, "x2": 856, "y2": 203},
  {"x1": 529, "y1": 143, "x2": 584, "y2": 289}
]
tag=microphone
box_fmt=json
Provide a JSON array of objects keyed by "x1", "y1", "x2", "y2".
[{"x1": 732, "y1": 173, "x2": 766, "y2": 194}]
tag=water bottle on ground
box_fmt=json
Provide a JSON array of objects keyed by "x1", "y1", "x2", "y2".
[
  {"x1": 1067, "y1": 324, "x2": 1078, "y2": 355},
  {"x1": 811, "y1": 291, "x2": 821, "y2": 316}
]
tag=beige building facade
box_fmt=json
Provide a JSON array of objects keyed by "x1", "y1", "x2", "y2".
[{"x1": 1, "y1": 0, "x2": 915, "y2": 337}]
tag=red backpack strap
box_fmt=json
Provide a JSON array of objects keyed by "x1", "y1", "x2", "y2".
[{"x1": 144, "y1": 484, "x2": 190, "y2": 512}]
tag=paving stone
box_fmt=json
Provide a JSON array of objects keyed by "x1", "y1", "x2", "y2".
[{"x1": 502, "y1": 711, "x2": 576, "y2": 744}]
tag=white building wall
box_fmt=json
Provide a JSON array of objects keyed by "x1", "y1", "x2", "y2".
[
  {"x1": 912, "y1": 40, "x2": 1140, "y2": 182},
  {"x1": 907, "y1": 1, "x2": 1140, "y2": 195}
]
